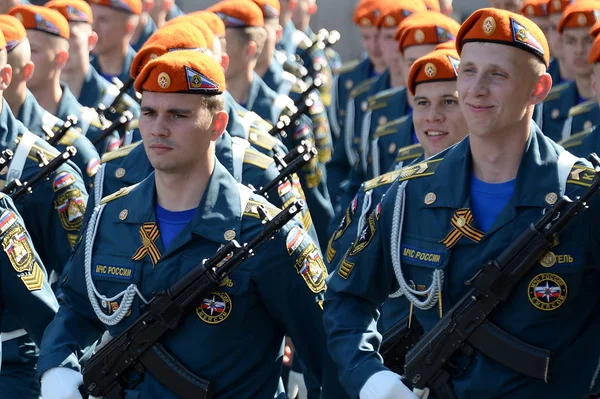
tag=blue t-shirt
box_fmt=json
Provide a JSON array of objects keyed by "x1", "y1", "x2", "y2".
[
  {"x1": 155, "y1": 204, "x2": 196, "y2": 249},
  {"x1": 470, "y1": 174, "x2": 516, "y2": 232}
]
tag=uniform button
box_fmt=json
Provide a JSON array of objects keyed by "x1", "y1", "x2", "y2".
[
  {"x1": 119, "y1": 209, "x2": 128, "y2": 220},
  {"x1": 115, "y1": 168, "x2": 126, "y2": 179},
  {"x1": 424, "y1": 192, "x2": 436, "y2": 205}
]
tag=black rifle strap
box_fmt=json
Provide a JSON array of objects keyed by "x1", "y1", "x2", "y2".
[
  {"x1": 468, "y1": 320, "x2": 552, "y2": 381},
  {"x1": 138, "y1": 343, "x2": 212, "y2": 399}
]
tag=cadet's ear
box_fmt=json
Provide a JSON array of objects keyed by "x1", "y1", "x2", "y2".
[
  {"x1": 246, "y1": 40, "x2": 258, "y2": 60},
  {"x1": 275, "y1": 24, "x2": 284, "y2": 42},
  {"x1": 55, "y1": 49, "x2": 69, "y2": 70},
  {"x1": 125, "y1": 17, "x2": 138, "y2": 34},
  {"x1": 144, "y1": 0, "x2": 154, "y2": 12},
  {"x1": 307, "y1": 3, "x2": 318, "y2": 15},
  {"x1": 162, "y1": 0, "x2": 174, "y2": 11},
  {"x1": 23, "y1": 61, "x2": 34, "y2": 82},
  {"x1": 210, "y1": 110, "x2": 228, "y2": 141},
  {"x1": 220, "y1": 52, "x2": 230, "y2": 71},
  {"x1": 530, "y1": 72, "x2": 552, "y2": 105},
  {"x1": 88, "y1": 31, "x2": 99, "y2": 52},
  {"x1": 0, "y1": 63, "x2": 13, "y2": 91}
]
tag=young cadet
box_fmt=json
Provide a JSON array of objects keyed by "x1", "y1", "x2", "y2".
[
  {"x1": 38, "y1": 50, "x2": 340, "y2": 399},
  {"x1": 537, "y1": 0, "x2": 599, "y2": 142},
  {"x1": 324, "y1": 8, "x2": 600, "y2": 399},
  {"x1": 45, "y1": 0, "x2": 140, "y2": 121},
  {"x1": 560, "y1": 31, "x2": 600, "y2": 157},
  {"x1": 0, "y1": 192, "x2": 60, "y2": 399},
  {"x1": 89, "y1": 0, "x2": 141, "y2": 97},
  {"x1": 148, "y1": 0, "x2": 172, "y2": 29},
  {"x1": 546, "y1": 0, "x2": 575, "y2": 84},
  {"x1": 130, "y1": 0, "x2": 157, "y2": 51}
]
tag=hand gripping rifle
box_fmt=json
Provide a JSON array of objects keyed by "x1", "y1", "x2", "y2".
[
  {"x1": 81, "y1": 199, "x2": 305, "y2": 399},
  {"x1": 91, "y1": 111, "x2": 134, "y2": 147},
  {"x1": 403, "y1": 154, "x2": 600, "y2": 399},
  {"x1": 2, "y1": 146, "x2": 77, "y2": 201},
  {"x1": 45, "y1": 115, "x2": 78, "y2": 148},
  {"x1": 268, "y1": 76, "x2": 323, "y2": 139},
  {"x1": 257, "y1": 140, "x2": 318, "y2": 197}
]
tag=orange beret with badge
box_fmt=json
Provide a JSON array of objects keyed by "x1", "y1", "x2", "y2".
[
  {"x1": 86, "y1": 0, "x2": 142, "y2": 15},
  {"x1": 8, "y1": 4, "x2": 69, "y2": 39},
  {"x1": 547, "y1": 0, "x2": 574, "y2": 15},
  {"x1": 131, "y1": 23, "x2": 209, "y2": 78},
  {"x1": 353, "y1": 0, "x2": 383, "y2": 27},
  {"x1": 0, "y1": 15, "x2": 26, "y2": 52},
  {"x1": 557, "y1": 0, "x2": 600, "y2": 33},
  {"x1": 396, "y1": 11, "x2": 461, "y2": 52},
  {"x1": 520, "y1": 0, "x2": 548, "y2": 18},
  {"x1": 164, "y1": 16, "x2": 215, "y2": 49},
  {"x1": 134, "y1": 50, "x2": 226, "y2": 95},
  {"x1": 456, "y1": 8, "x2": 550, "y2": 66},
  {"x1": 45, "y1": 0, "x2": 94, "y2": 24},
  {"x1": 208, "y1": 0, "x2": 265, "y2": 28},
  {"x1": 376, "y1": 0, "x2": 428, "y2": 29},
  {"x1": 408, "y1": 49, "x2": 460, "y2": 95},
  {"x1": 251, "y1": 0, "x2": 281, "y2": 19},
  {"x1": 189, "y1": 11, "x2": 226, "y2": 37},
  {"x1": 590, "y1": 19, "x2": 600, "y2": 37}
]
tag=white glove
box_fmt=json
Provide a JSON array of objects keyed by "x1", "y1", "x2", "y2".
[
  {"x1": 287, "y1": 370, "x2": 308, "y2": 399},
  {"x1": 41, "y1": 367, "x2": 83, "y2": 399},
  {"x1": 359, "y1": 370, "x2": 419, "y2": 399}
]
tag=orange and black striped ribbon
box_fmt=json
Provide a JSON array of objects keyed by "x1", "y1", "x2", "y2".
[
  {"x1": 440, "y1": 209, "x2": 484, "y2": 249},
  {"x1": 132, "y1": 222, "x2": 161, "y2": 265}
]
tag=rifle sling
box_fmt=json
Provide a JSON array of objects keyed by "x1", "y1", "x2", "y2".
[
  {"x1": 467, "y1": 320, "x2": 552, "y2": 382},
  {"x1": 138, "y1": 342, "x2": 212, "y2": 399}
]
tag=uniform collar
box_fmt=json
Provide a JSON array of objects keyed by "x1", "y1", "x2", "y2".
[
  {"x1": 0, "y1": 98, "x2": 28, "y2": 150},
  {"x1": 89, "y1": 46, "x2": 137, "y2": 84},
  {"x1": 423, "y1": 123, "x2": 562, "y2": 211},
  {"x1": 246, "y1": 72, "x2": 264, "y2": 111},
  {"x1": 118, "y1": 142, "x2": 153, "y2": 185},
  {"x1": 223, "y1": 91, "x2": 247, "y2": 140},
  {"x1": 78, "y1": 66, "x2": 104, "y2": 107},
  {"x1": 56, "y1": 83, "x2": 82, "y2": 122},
  {"x1": 17, "y1": 90, "x2": 43, "y2": 130},
  {"x1": 116, "y1": 159, "x2": 242, "y2": 246}
]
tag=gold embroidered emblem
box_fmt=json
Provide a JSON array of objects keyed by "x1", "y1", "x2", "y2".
[
  {"x1": 545, "y1": 192, "x2": 558, "y2": 205},
  {"x1": 295, "y1": 243, "x2": 327, "y2": 293},
  {"x1": 539, "y1": 251, "x2": 557, "y2": 268},
  {"x1": 527, "y1": 273, "x2": 567, "y2": 311},
  {"x1": 196, "y1": 292, "x2": 232, "y2": 324},
  {"x1": 157, "y1": 72, "x2": 171, "y2": 89},
  {"x1": 482, "y1": 16, "x2": 496, "y2": 36}
]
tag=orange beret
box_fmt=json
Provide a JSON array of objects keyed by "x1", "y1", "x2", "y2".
[
  {"x1": 134, "y1": 50, "x2": 225, "y2": 95},
  {"x1": 408, "y1": 49, "x2": 460, "y2": 95},
  {"x1": 164, "y1": 16, "x2": 214, "y2": 50},
  {"x1": 521, "y1": 0, "x2": 548, "y2": 17},
  {"x1": 86, "y1": 0, "x2": 142, "y2": 15},
  {"x1": 456, "y1": 8, "x2": 550, "y2": 66},
  {"x1": 547, "y1": 0, "x2": 574, "y2": 15},
  {"x1": 353, "y1": 0, "x2": 382, "y2": 27},
  {"x1": 0, "y1": 15, "x2": 26, "y2": 52},
  {"x1": 377, "y1": 1, "x2": 428, "y2": 28},
  {"x1": 9, "y1": 5, "x2": 69, "y2": 39},
  {"x1": 434, "y1": 40, "x2": 456, "y2": 50},
  {"x1": 131, "y1": 23, "x2": 209, "y2": 78},
  {"x1": 590, "y1": 19, "x2": 600, "y2": 36},
  {"x1": 557, "y1": 1, "x2": 600, "y2": 33},
  {"x1": 423, "y1": 0, "x2": 440, "y2": 12},
  {"x1": 396, "y1": 11, "x2": 460, "y2": 52},
  {"x1": 189, "y1": 11, "x2": 226, "y2": 37},
  {"x1": 588, "y1": 32, "x2": 600, "y2": 62},
  {"x1": 208, "y1": 0, "x2": 265, "y2": 28},
  {"x1": 251, "y1": 0, "x2": 280, "y2": 19},
  {"x1": 45, "y1": 0, "x2": 93, "y2": 24}
]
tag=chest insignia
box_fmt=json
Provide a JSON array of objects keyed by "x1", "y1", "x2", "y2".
[
  {"x1": 527, "y1": 273, "x2": 568, "y2": 311},
  {"x1": 131, "y1": 222, "x2": 161, "y2": 266},
  {"x1": 440, "y1": 208, "x2": 484, "y2": 249}
]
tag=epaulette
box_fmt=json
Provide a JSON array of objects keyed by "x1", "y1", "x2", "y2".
[
  {"x1": 544, "y1": 81, "x2": 571, "y2": 102},
  {"x1": 128, "y1": 119, "x2": 139, "y2": 130},
  {"x1": 99, "y1": 183, "x2": 138, "y2": 205},
  {"x1": 557, "y1": 128, "x2": 593, "y2": 149},
  {"x1": 243, "y1": 198, "x2": 281, "y2": 219},
  {"x1": 374, "y1": 114, "x2": 411, "y2": 138},
  {"x1": 395, "y1": 143, "x2": 424, "y2": 162},
  {"x1": 567, "y1": 163, "x2": 598, "y2": 188},
  {"x1": 243, "y1": 148, "x2": 274, "y2": 169},
  {"x1": 366, "y1": 87, "x2": 402, "y2": 112},
  {"x1": 248, "y1": 127, "x2": 278, "y2": 151},
  {"x1": 348, "y1": 77, "x2": 378, "y2": 99},
  {"x1": 568, "y1": 99, "x2": 597, "y2": 117},
  {"x1": 363, "y1": 158, "x2": 443, "y2": 191},
  {"x1": 336, "y1": 59, "x2": 360, "y2": 75},
  {"x1": 101, "y1": 141, "x2": 141, "y2": 163},
  {"x1": 26, "y1": 142, "x2": 58, "y2": 163}
]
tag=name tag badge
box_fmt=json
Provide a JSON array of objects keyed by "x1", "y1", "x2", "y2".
[
  {"x1": 93, "y1": 264, "x2": 135, "y2": 281},
  {"x1": 400, "y1": 244, "x2": 444, "y2": 268}
]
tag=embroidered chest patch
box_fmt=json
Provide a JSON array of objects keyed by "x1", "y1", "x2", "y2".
[
  {"x1": 196, "y1": 291, "x2": 233, "y2": 324},
  {"x1": 527, "y1": 273, "x2": 568, "y2": 311}
]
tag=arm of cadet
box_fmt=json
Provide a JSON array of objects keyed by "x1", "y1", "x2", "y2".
[
  {"x1": 253, "y1": 221, "x2": 348, "y2": 397},
  {"x1": 37, "y1": 234, "x2": 106, "y2": 377},
  {"x1": 322, "y1": 201, "x2": 398, "y2": 398}
]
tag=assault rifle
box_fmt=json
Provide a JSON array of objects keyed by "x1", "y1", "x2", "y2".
[
  {"x1": 257, "y1": 140, "x2": 317, "y2": 197},
  {"x1": 3, "y1": 146, "x2": 77, "y2": 200},
  {"x1": 379, "y1": 316, "x2": 424, "y2": 376},
  {"x1": 91, "y1": 111, "x2": 134, "y2": 147},
  {"x1": 402, "y1": 154, "x2": 600, "y2": 399},
  {"x1": 81, "y1": 200, "x2": 305, "y2": 399},
  {"x1": 96, "y1": 77, "x2": 137, "y2": 120},
  {"x1": 46, "y1": 115, "x2": 78, "y2": 148}
]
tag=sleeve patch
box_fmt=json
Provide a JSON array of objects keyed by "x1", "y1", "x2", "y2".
[
  {"x1": 53, "y1": 171, "x2": 77, "y2": 192},
  {"x1": 286, "y1": 226, "x2": 307, "y2": 255},
  {"x1": 3, "y1": 224, "x2": 44, "y2": 291},
  {"x1": 54, "y1": 188, "x2": 86, "y2": 231},
  {"x1": 295, "y1": 242, "x2": 328, "y2": 293}
]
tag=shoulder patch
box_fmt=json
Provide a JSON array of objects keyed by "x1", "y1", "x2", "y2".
[
  {"x1": 567, "y1": 164, "x2": 598, "y2": 188},
  {"x1": 568, "y1": 100, "x2": 597, "y2": 117},
  {"x1": 99, "y1": 183, "x2": 138, "y2": 205},
  {"x1": 363, "y1": 158, "x2": 443, "y2": 191},
  {"x1": 101, "y1": 141, "x2": 142, "y2": 163},
  {"x1": 243, "y1": 199, "x2": 281, "y2": 219},
  {"x1": 395, "y1": 143, "x2": 424, "y2": 162},
  {"x1": 558, "y1": 128, "x2": 593, "y2": 149},
  {"x1": 243, "y1": 148, "x2": 274, "y2": 169},
  {"x1": 336, "y1": 59, "x2": 360, "y2": 75},
  {"x1": 128, "y1": 119, "x2": 139, "y2": 130},
  {"x1": 248, "y1": 127, "x2": 278, "y2": 151},
  {"x1": 349, "y1": 77, "x2": 378, "y2": 99}
]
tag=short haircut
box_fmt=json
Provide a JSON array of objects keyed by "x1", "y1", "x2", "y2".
[
  {"x1": 231, "y1": 26, "x2": 267, "y2": 58},
  {"x1": 198, "y1": 93, "x2": 225, "y2": 114}
]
